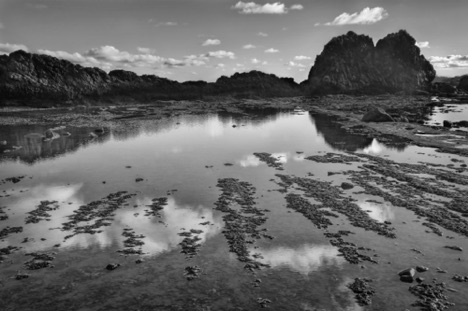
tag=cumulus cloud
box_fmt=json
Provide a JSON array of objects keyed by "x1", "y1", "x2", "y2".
[
  {"x1": 415, "y1": 41, "x2": 430, "y2": 49},
  {"x1": 290, "y1": 4, "x2": 304, "y2": 10},
  {"x1": 288, "y1": 61, "x2": 306, "y2": 68},
  {"x1": 295, "y1": 55, "x2": 311, "y2": 60},
  {"x1": 233, "y1": 2, "x2": 287, "y2": 14},
  {"x1": 257, "y1": 32, "x2": 268, "y2": 37},
  {"x1": 232, "y1": 2, "x2": 304, "y2": 14},
  {"x1": 320, "y1": 7, "x2": 388, "y2": 26},
  {"x1": 243, "y1": 44, "x2": 256, "y2": 49},
  {"x1": 428, "y1": 55, "x2": 468, "y2": 68},
  {"x1": 251, "y1": 58, "x2": 260, "y2": 64},
  {"x1": 153, "y1": 21, "x2": 178, "y2": 27},
  {"x1": 137, "y1": 47, "x2": 155, "y2": 54},
  {"x1": 265, "y1": 48, "x2": 279, "y2": 53},
  {"x1": 202, "y1": 39, "x2": 221, "y2": 46},
  {"x1": 0, "y1": 43, "x2": 29, "y2": 54},
  {"x1": 207, "y1": 50, "x2": 235, "y2": 59}
]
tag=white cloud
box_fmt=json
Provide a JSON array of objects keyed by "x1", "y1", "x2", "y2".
[
  {"x1": 321, "y1": 7, "x2": 388, "y2": 26},
  {"x1": 243, "y1": 44, "x2": 256, "y2": 49},
  {"x1": 216, "y1": 63, "x2": 226, "y2": 68},
  {"x1": 265, "y1": 48, "x2": 279, "y2": 53},
  {"x1": 295, "y1": 55, "x2": 311, "y2": 60},
  {"x1": 0, "y1": 43, "x2": 29, "y2": 54},
  {"x1": 154, "y1": 21, "x2": 178, "y2": 27},
  {"x1": 290, "y1": 4, "x2": 304, "y2": 10},
  {"x1": 233, "y1": 1, "x2": 287, "y2": 14},
  {"x1": 202, "y1": 39, "x2": 221, "y2": 46},
  {"x1": 257, "y1": 32, "x2": 268, "y2": 37},
  {"x1": 288, "y1": 61, "x2": 306, "y2": 68},
  {"x1": 428, "y1": 55, "x2": 468, "y2": 68},
  {"x1": 415, "y1": 41, "x2": 430, "y2": 49},
  {"x1": 137, "y1": 47, "x2": 155, "y2": 54},
  {"x1": 207, "y1": 50, "x2": 235, "y2": 59},
  {"x1": 251, "y1": 58, "x2": 260, "y2": 64}
]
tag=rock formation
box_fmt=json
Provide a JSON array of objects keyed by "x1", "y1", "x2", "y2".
[
  {"x1": 458, "y1": 75, "x2": 468, "y2": 93},
  {"x1": 0, "y1": 51, "x2": 300, "y2": 105},
  {"x1": 307, "y1": 30, "x2": 436, "y2": 95}
]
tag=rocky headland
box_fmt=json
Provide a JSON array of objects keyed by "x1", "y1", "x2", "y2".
[{"x1": 305, "y1": 30, "x2": 436, "y2": 95}]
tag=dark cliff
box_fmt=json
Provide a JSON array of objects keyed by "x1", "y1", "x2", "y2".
[
  {"x1": 307, "y1": 30, "x2": 436, "y2": 95},
  {"x1": 0, "y1": 51, "x2": 300, "y2": 105}
]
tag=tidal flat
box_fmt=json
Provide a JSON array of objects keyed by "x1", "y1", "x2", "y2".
[{"x1": 0, "y1": 96, "x2": 467, "y2": 310}]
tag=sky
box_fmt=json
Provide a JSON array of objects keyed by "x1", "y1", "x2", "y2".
[{"x1": 0, "y1": 0, "x2": 467, "y2": 82}]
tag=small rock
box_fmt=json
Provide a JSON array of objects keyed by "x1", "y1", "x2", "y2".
[
  {"x1": 416, "y1": 277, "x2": 424, "y2": 283},
  {"x1": 105, "y1": 263, "x2": 121, "y2": 270},
  {"x1": 443, "y1": 120, "x2": 452, "y2": 128},
  {"x1": 362, "y1": 107, "x2": 394, "y2": 122},
  {"x1": 341, "y1": 182, "x2": 354, "y2": 190},
  {"x1": 135, "y1": 259, "x2": 144, "y2": 264},
  {"x1": 416, "y1": 266, "x2": 429, "y2": 273},
  {"x1": 444, "y1": 245, "x2": 463, "y2": 251}
]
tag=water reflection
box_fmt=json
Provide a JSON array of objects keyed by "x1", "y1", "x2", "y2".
[
  {"x1": 0, "y1": 125, "x2": 110, "y2": 164},
  {"x1": 357, "y1": 200, "x2": 395, "y2": 222},
  {"x1": 238, "y1": 152, "x2": 305, "y2": 168},
  {"x1": 1, "y1": 185, "x2": 221, "y2": 255},
  {"x1": 310, "y1": 114, "x2": 373, "y2": 152},
  {"x1": 254, "y1": 244, "x2": 344, "y2": 275},
  {"x1": 362, "y1": 139, "x2": 385, "y2": 154},
  {"x1": 310, "y1": 113, "x2": 407, "y2": 152}
]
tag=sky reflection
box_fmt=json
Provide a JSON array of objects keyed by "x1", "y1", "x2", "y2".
[{"x1": 254, "y1": 244, "x2": 344, "y2": 275}]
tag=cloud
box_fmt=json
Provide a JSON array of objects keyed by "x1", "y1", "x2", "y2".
[
  {"x1": 154, "y1": 21, "x2": 178, "y2": 27},
  {"x1": 287, "y1": 61, "x2": 306, "y2": 68},
  {"x1": 0, "y1": 43, "x2": 29, "y2": 54},
  {"x1": 290, "y1": 4, "x2": 304, "y2": 10},
  {"x1": 428, "y1": 55, "x2": 468, "y2": 68},
  {"x1": 243, "y1": 44, "x2": 256, "y2": 49},
  {"x1": 265, "y1": 48, "x2": 279, "y2": 53},
  {"x1": 232, "y1": 2, "x2": 304, "y2": 14},
  {"x1": 320, "y1": 7, "x2": 388, "y2": 26},
  {"x1": 233, "y1": 1, "x2": 287, "y2": 14},
  {"x1": 257, "y1": 32, "x2": 268, "y2": 37},
  {"x1": 216, "y1": 63, "x2": 226, "y2": 69},
  {"x1": 137, "y1": 47, "x2": 155, "y2": 54},
  {"x1": 295, "y1": 55, "x2": 311, "y2": 60},
  {"x1": 251, "y1": 58, "x2": 260, "y2": 64},
  {"x1": 207, "y1": 50, "x2": 235, "y2": 59},
  {"x1": 415, "y1": 41, "x2": 430, "y2": 49},
  {"x1": 202, "y1": 39, "x2": 221, "y2": 46}
]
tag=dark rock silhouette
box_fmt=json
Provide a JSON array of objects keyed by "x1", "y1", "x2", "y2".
[
  {"x1": 0, "y1": 50, "x2": 300, "y2": 105},
  {"x1": 362, "y1": 107, "x2": 395, "y2": 122},
  {"x1": 306, "y1": 30, "x2": 436, "y2": 95},
  {"x1": 458, "y1": 75, "x2": 468, "y2": 93}
]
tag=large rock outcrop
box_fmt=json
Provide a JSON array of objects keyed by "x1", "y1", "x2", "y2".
[
  {"x1": 307, "y1": 30, "x2": 436, "y2": 94},
  {"x1": 0, "y1": 50, "x2": 111, "y2": 101}
]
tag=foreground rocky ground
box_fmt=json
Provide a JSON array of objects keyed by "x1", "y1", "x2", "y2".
[{"x1": 0, "y1": 95, "x2": 467, "y2": 310}]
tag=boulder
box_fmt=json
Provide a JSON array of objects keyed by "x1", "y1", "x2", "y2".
[
  {"x1": 362, "y1": 107, "x2": 395, "y2": 122},
  {"x1": 443, "y1": 120, "x2": 452, "y2": 128},
  {"x1": 307, "y1": 30, "x2": 435, "y2": 94},
  {"x1": 341, "y1": 182, "x2": 354, "y2": 190}
]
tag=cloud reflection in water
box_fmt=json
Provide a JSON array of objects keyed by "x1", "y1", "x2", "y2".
[{"x1": 254, "y1": 244, "x2": 344, "y2": 275}]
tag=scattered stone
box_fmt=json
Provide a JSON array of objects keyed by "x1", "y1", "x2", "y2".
[
  {"x1": 257, "y1": 297, "x2": 272, "y2": 308},
  {"x1": 444, "y1": 245, "x2": 463, "y2": 252},
  {"x1": 348, "y1": 278, "x2": 375, "y2": 306},
  {"x1": 15, "y1": 272, "x2": 30, "y2": 280},
  {"x1": 0, "y1": 226, "x2": 23, "y2": 239},
  {"x1": 184, "y1": 265, "x2": 202, "y2": 280},
  {"x1": 399, "y1": 268, "x2": 416, "y2": 283},
  {"x1": 452, "y1": 274, "x2": 468, "y2": 282},
  {"x1": 106, "y1": 263, "x2": 121, "y2": 270},
  {"x1": 117, "y1": 228, "x2": 145, "y2": 255},
  {"x1": 341, "y1": 182, "x2": 354, "y2": 190},
  {"x1": 253, "y1": 152, "x2": 284, "y2": 170},
  {"x1": 24, "y1": 252, "x2": 55, "y2": 270},
  {"x1": 25, "y1": 200, "x2": 59, "y2": 224},
  {"x1": 135, "y1": 178, "x2": 144, "y2": 182},
  {"x1": 409, "y1": 281, "x2": 454, "y2": 310},
  {"x1": 135, "y1": 258, "x2": 144, "y2": 264},
  {"x1": 416, "y1": 266, "x2": 429, "y2": 273},
  {"x1": 416, "y1": 277, "x2": 425, "y2": 283},
  {"x1": 144, "y1": 197, "x2": 168, "y2": 218}
]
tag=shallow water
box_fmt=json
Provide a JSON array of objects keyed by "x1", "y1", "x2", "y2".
[
  {"x1": 0, "y1": 110, "x2": 467, "y2": 310},
  {"x1": 425, "y1": 102, "x2": 468, "y2": 130}
]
